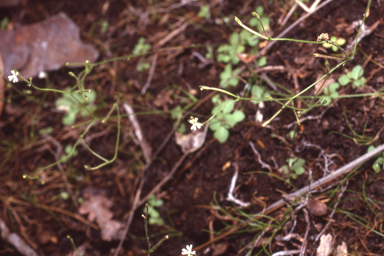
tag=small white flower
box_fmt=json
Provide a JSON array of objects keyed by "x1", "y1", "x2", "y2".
[
  {"x1": 38, "y1": 71, "x2": 46, "y2": 79},
  {"x1": 8, "y1": 70, "x2": 19, "y2": 83},
  {"x1": 189, "y1": 117, "x2": 202, "y2": 131},
  {"x1": 181, "y1": 244, "x2": 196, "y2": 255}
]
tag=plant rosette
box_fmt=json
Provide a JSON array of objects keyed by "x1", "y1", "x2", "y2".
[
  {"x1": 209, "y1": 97, "x2": 245, "y2": 143},
  {"x1": 279, "y1": 157, "x2": 306, "y2": 180},
  {"x1": 338, "y1": 65, "x2": 366, "y2": 89},
  {"x1": 322, "y1": 36, "x2": 346, "y2": 52},
  {"x1": 55, "y1": 88, "x2": 96, "y2": 126},
  {"x1": 322, "y1": 82, "x2": 340, "y2": 105}
]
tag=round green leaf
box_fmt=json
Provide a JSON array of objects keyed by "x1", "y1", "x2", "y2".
[
  {"x1": 329, "y1": 82, "x2": 340, "y2": 92},
  {"x1": 336, "y1": 38, "x2": 346, "y2": 45},
  {"x1": 209, "y1": 119, "x2": 221, "y2": 131},
  {"x1": 321, "y1": 96, "x2": 332, "y2": 106},
  {"x1": 214, "y1": 126, "x2": 229, "y2": 143},
  {"x1": 232, "y1": 110, "x2": 245, "y2": 122},
  {"x1": 351, "y1": 65, "x2": 363, "y2": 80},
  {"x1": 338, "y1": 74, "x2": 350, "y2": 86},
  {"x1": 295, "y1": 167, "x2": 305, "y2": 175}
]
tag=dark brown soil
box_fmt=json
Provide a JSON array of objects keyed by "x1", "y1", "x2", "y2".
[{"x1": 1, "y1": 0, "x2": 384, "y2": 256}]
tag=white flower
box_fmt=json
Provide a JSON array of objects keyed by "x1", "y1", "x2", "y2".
[
  {"x1": 38, "y1": 71, "x2": 46, "y2": 79},
  {"x1": 188, "y1": 117, "x2": 202, "y2": 131},
  {"x1": 181, "y1": 244, "x2": 196, "y2": 255},
  {"x1": 8, "y1": 70, "x2": 19, "y2": 83}
]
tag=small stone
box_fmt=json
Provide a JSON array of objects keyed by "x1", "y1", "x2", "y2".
[{"x1": 307, "y1": 198, "x2": 328, "y2": 217}]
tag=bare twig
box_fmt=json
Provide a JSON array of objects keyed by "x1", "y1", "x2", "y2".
[
  {"x1": 141, "y1": 53, "x2": 158, "y2": 94},
  {"x1": 123, "y1": 103, "x2": 152, "y2": 165},
  {"x1": 255, "y1": 143, "x2": 384, "y2": 216},
  {"x1": 300, "y1": 208, "x2": 310, "y2": 256},
  {"x1": 249, "y1": 142, "x2": 272, "y2": 172},
  {"x1": 0, "y1": 218, "x2": 38, "y2": 256},
  {"x1": 227, "y1": 155, "x2": 251, "y2": 208},
  {"x1": 314, "y1": 182, "x2": 348, "y2": 244}
]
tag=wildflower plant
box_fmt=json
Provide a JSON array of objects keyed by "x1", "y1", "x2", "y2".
[
  {"x1": 55, "y1": 87, "x2": 97, "y2": 126},
  {"x1": 196, "y1": 0, "x2": 375, "y2": 130}
]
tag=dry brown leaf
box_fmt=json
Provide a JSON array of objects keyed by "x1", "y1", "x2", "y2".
[{"x1": 79, "y1": 192, "x2": 124, "y2": 241}]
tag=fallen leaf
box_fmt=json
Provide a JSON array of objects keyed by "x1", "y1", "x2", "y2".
[
  {"x1": 0, "y1": 12, "x2": 99, "y2": 78},
  {"x1": 79, "y1": 189, "x2": 124, "y2": 241},
  {"x1": 175, "y1": 124, "x2": 208, "y2": 154}
]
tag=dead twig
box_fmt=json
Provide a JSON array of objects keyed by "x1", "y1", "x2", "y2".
[
  {"x1": 123, "y1": 103, "x2": 152, "y2": 165},
  {"x1": 0, "y1": 217, "x2": 38, "y2": 256},
  {"x1": 255, "y1": 144, "x2": 384, "y2": 217},
  {"x1": 141, "y1": 53, "x2": 158, "y2": 94}
]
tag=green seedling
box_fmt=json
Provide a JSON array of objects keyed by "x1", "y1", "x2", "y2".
[
  {"x1": 143, "y1": 204, "x2": 169, "y2": 255},
  {"x1": 198, "y1": 5, "x2": 211, "y2": 19},
  {"x1": 248, "y1": 6, "x2": 270, "y2": 34},
  {"x1": 220, "y1": 64, "x2": 241, "y2": 88},
  {"x1": 368, "y1": 146, "x2": 384, "y2": 173},
  {"x1": 279, "y1": 157, "x2": 306, "y2": 180},
  {"x1": 251, "y1": 84, "x2": 270, "y2": 103},
  {"x1": 322, "y1": 82, "x2": 340, "y2": 105},
  {"x1": 323, "y1": 36, "x2": 346, "y2": 52},
  {"x1": 145, "y1": 195, "x2": 165, "y2": 226},
  {"x1": 60, "y1": 145, "x2": 78, "y2": 162},
  {"x1": 0, "y1": 17, "x2": 9, "y2": 30},
  {"x1": 209, "y1": 95, "x2": 245, "y2": 143},
  {"x1": 133, "y1": 37, "x2": 151, "y2": 72},
  {"x1": 100, "y1": 20, "x2": 109, "y2": 33},
  {"x1": 216, "y1": 31, "x2": 260, "y2": 65},
  {"x1": 338, "y1": 65, "x2": 366, "y2": 89},
  {"x1": 55, "y1": 88, "x2": 96, "y2": 126},
  {"x1": 133, "y1": 37, "x2": 151, "y2": 55},
  {"x1": 38, "y1": 126, "x2": 54, "y2": 135}
]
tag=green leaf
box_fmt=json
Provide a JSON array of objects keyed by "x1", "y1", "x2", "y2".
[
  {"x1": 38, "y1": 126, "x2": 54, "y2": 135},
  {"x1": 256, "y1": 6, "x2": 264, "y2": 15},
  {"x1": 225, "y1": 113, "x2": 237, "y2": 127},
  {"x1": 170, "y1": 105, "x2": 183, "y2": 119},
  {"x1": 329, "y1": 82, "x2": 340, "y2": 92},
  {"x1": 322, "y1": 42, "x2": 332, "y2": 48},
  {"x1": 292, "y1": 158, "x2": 305, "y2": 171},
  {"x1": 249, "y1": 17, "x2": 258, "y2": 27},
  {"x1": 353, "y1": 77, "x2": 366, "y2": 88},
  {"x1": 350, "y1": 65, "x2": 364, "y2": 80},
  {"x1": 294, "y1": 166, "x2": 305, "y2": 175},
  {"x1": 321, "y1": 96, "x2": 332, "y2": 106},
  {"x1": 336, "y1": 37, "x2": 346, "y2": 46},
  {"x1": 232, "y1": 110, "x2": 245, "y2": 122},
  {"x1": 63, "y1": 110, "x2": 78, "y2": 126},
  {"x1": 257, "y1": 56, "x2": 267, "y2": 67},
  {"x1": 198, "y1": 5, "x2": 211, "y2": 19},
  {"x1": 229, "y1": 33, "x2": 240, "y2": 46},
  {"x1": 209, "y1": 119, "x2": 221, "y2": 131},
  {"x1": 372, "y1": 161, "x2": 381, "y2": 173},
  {"x1": 338, "y1": 74, "x2": 350, "y2": 86},
  {"x1": 330, "y1": 91, "x2": 339, "y2": 99},
  {"x1": 214, "y1": 126, "x2": 229, "y2": 143}
]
